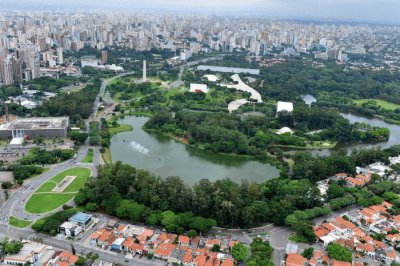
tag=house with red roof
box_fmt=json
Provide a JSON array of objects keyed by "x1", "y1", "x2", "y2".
[
  {"x1": 51, "y1": 251, "x2": 79, "y2": 266},
  {"x1": 129, "y1": 243, "x2": 145, "y2": 255},
  {"x1": 154, "y1": 243, "x2": 175, "y2": 260},
  {"x1": 122, "y1": 237, "x2": 134, "y2": 252},
  {"x1": 205, "y1": 257, "x2": 220, "y2": 266},
  {"x1": 220, "y1": 258, "x2": 234, "y2": 266},
  {"x1": 178, "y1": 235, "x2": 190, "y2": 246},
  {"x1": 206, "y1": 239, "x2": 221, "y2": 249},
  {"x1": 331, "y1": 260, "x2": 351, "y2": 266},
  {"x1": 193, "y1": 253, "x2": 208, "y2": 266},
  {"x1": 182, "y1": 250, "x2": 193, "y2": 265},
  {"x1": 286, "y1": 253, "x2": 307, "y2": 266}
]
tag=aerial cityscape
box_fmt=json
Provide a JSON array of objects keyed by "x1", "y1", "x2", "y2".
[{"x1": 0, "y1": 0, "x2": 400, "y2": 266}]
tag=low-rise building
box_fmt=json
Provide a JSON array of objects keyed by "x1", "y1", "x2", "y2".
[
  {"x1": 3, "y1": 242, "x2": 47, "y2": 265},
  {"x1": 58, "y1": 221, "x2": 82, "y2": 237}
]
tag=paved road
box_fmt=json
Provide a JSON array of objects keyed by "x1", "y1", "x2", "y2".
[
  {"x1": 0, "y1": 72, "x2": 134, "y2": 224},
  {"x1": 0, "y1": 147, "x2": 93, "y2": 223},
  {"x1": 0, "y1": 224, "x2": 162, "y2": 266}
]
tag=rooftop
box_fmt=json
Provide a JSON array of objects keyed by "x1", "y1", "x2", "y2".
[
  {"x1": 70, "y1": 212, "x2": 92, "y2": 223},
  {"x1": 0, "y1": 117, "x2": 69, "y2": 130}
]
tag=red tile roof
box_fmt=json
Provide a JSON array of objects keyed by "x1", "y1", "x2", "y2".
[
  {"x1": 286, "y1": 253, "x2": 307, "y2": 266},
  {"x1": 154, "y1": 243, "x2": 175, "y2": 258},
  {"x1": 220, "y1": 259, "x2": 234, "y2": 266},
  {"x1": 193, "y1": 253, "x2": 208, "y2": 266},
  {"x1": 178, "y1": 235, "x2": 190, "y2": 244}
]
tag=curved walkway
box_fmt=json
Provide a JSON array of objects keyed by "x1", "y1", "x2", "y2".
[{"x1": 220, "y1": 74, "x2": 263, "y2": 112}]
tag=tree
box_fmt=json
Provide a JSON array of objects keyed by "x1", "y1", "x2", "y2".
[
  {"x1": 1, "y1": 182, "x2": 12, "y2": 189},
  {"x1": 211, "y1": 244, "x2": 221, "y2": 252},
  {"x1": 85, "y1": 202, "x2": 98, "y2": 212},
  {"x1": 326, "y1": 243, "x2": 352, "y2": 262},
  {"x1": 302, "y1": 247, "x2": 314, "y2": 259},
  {"x1": 161, "y1": 211, "x2": 178, "y2": 231},
  {"x1": 187, "y1": 229, "x2": 197, "y2": 238},
  {"x1": 231, "y1": 243, "x2": 249, "y2": 262},
  {"x1": 2, "y1": 239, "x2": 23, "y2": 254},
  {"x1": 75, "y1": 256, "x2": 86, "y2": 266}
]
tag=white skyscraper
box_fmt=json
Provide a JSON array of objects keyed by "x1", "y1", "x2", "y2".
[
  {"x1": 57, "y1": 47, "x2": 63, "y2": 65},
  {"x1": 143, "y1": 60, "x2": 147, "y2": 82}
]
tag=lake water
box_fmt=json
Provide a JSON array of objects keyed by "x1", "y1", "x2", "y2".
[
  {"x1": 307, "y1": 113, "x2": 400, "y2": 156},
  {"x1": 110, "y1": 116, "x2": 280, "y2": 185}
]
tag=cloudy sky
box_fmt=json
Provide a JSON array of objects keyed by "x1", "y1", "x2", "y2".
[{"x1": 2, "y1": 0, "x2": 399, "y2": 24}]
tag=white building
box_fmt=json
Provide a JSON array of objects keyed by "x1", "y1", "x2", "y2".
[
  {"x1": 180, "y1": 50, "x2": 192, "y2": 61},
  {"x1": 58, "y1": 221, "x2": 82, "y2": 237},
  {"x1": 276, "y1": 127, "x2": 294, "y2": 135},
  {"x1": 3, "y1": 242, "x2": 48, "y2": 265},
  {"x1": 189, "y1": 83, "x2": 209, "y2": 93},
  {"x1": 276, "y1": 101, "x2": 294, "y2": 113},
  {"x1": 81, "y1": 56, "x2": 98, "y2": 68},
  {"x1": 203, "y1": 74, "x2": 219, "y2": 82}
]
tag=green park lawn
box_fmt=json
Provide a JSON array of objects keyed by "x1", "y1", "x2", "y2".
[
  {"x1": 354, "y1": 99, "x2": 400, "y2": 111},
  {"x1": 102, "y1": 148, "x2": 112, "y2": 165},
  {"x1": 81, "y1": 148, "x2": 94, "y2": 163},
  {"x1": 9, "y1": 216, "x2": 32, "y2": 228},
  {"x1": 108, "y1": 123, "x2": 133, "y2": 137},
  {"x1": 25, "y1": 167, "x2": 91, "y2": 214},
  {"x1": 25, "y1": 194, "x2": 75, "y2": 214}
]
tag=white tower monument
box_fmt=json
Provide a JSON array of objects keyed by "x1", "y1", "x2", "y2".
[{"x1": 143, "y1": 60, "x2": 147, "y2": 82}]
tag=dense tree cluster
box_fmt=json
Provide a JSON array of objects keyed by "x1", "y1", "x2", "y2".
[
  {"x1": 19, "y1": 148, "x2": 74, "y2": 165},
  {"x1": 89, "y1": 122, "x2": 100, "y2": 146},
  {"x1": 69, "y1": 131, "x2": 88, "y2": 145},
  {"x1": 12, "y1": 165, "x2": 44, "y2": 180},
  {"x1": 32, "y1": 208, "x2": 79, "y2": 235},
  {"x1": 291, "y1": 146, "x2": 400, "y2": 182},
  {"x1": 146, "y1": 108, "x2": 389, "y2": 160},
  {"x1": 247, "y1": 237, "x2": 274, "y2": 266},
  {"x1": 32, "y1": 80, "x2": 100, "y2": 122},
  {"x1": 75, "y1": 162, "x2": 322, "y2": 228},
  {"x1": 0, "y1": 238, "x2": 23, "y2": 255},
  {"x1": 26, "y1": 75, "x2": 87, "y2": 92},
  {"x1": 326, "y1": 243, "x2": 352, "y2": 262}
]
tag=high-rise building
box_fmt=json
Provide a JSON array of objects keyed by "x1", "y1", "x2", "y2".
[
  {"x1": 101, "y1": 50, "x2": 107, "y2": 65},
  {"x1": 0, "y1": 58, "x2": 13, "y2": 85},
  {"x1": 57, "y1": 47, "x2": 64, "y2": 65}
]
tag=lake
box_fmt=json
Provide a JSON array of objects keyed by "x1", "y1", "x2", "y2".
[
  {"x1": 306, "y1": 113, "x2": 400, "y2": 156},
  {"x1": 110, "y1": 116, "x2": 280, "y2": 185}
]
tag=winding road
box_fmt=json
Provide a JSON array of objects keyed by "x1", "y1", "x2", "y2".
[{"x1": 0, "y1": 72, "x2": 134, "y2": 225}]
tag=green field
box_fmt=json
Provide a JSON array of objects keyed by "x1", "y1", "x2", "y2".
[
  {"x1": 102, "y1": 148, "x2": 112, "y2": 164},
  {"x1": 9, "y1": 216, "x2": 32, "y2": 228},
  {"x1": 81, "y1": 148, "x2": 94, "y2": 163},
  {"x1": 354, "y1": 99, "x2": 400, "y2": 111},
  {"x1": 25, "y1": 167, "x2": 91, "y2": 214},
  {"x1": 108, "y1": 123, "x2": 133, "y2": 137}
]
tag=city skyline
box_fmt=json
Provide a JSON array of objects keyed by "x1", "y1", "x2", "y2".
[{"x1": 2, "y1": 0, "x2": 400, "y2": 25}]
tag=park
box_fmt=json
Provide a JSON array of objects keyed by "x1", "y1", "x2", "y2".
[{"x1": 24, "y1": 167, "x2": 91, "y2": 214}]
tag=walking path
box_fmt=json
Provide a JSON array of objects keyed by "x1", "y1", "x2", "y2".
[{"x1": 220, "y1": 74, "x2": 263, "y2": 112}]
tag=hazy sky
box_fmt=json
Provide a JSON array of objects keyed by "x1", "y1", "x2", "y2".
[{"x1": 2, "y1": 0, "x2": 400, "y2": 24}]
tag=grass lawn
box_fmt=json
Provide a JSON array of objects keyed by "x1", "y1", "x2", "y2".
[
  {"x1": 354, "y1": 99, "x2": 400, "y2": 111},
  {"x1": 25, "y1": 167, "x2": 91, "y2": 214},
  {"x1": 9, "y1": 216, "x2": 32, "y2": 228},
  {"x1": 25, "y1": 194, "x2": 75, "y2": 214},
  {"x1": 102, "y1": 148, "x2": 112, "y2": 164},
  {"x1": 81, "y1": 148, "x2": 94, "y2": 163},
  {"x1": 108, "y1": 123, "x2": 133, "y2": 137},
  {"x1": 288, "y1": 234, "x2": 309, "y2": 243},
  {"x1": 36, "y1": 167, "x2": 91, "y2": 193}
]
